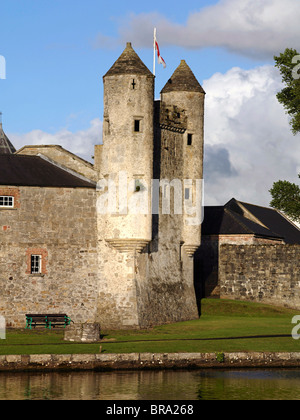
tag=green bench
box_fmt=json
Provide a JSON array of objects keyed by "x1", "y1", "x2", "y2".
[{"x1": 25, "y1": 314, "x2": 72, "y2": 329}]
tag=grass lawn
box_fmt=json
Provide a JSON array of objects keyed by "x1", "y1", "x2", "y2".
[{"x1": 1, "y1": 299, "x2": 299, "y2": 355}]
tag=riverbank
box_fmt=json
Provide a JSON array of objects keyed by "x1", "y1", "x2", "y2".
[{"x1": 1, "y1": 352, "x2": 300, "y2": 372}]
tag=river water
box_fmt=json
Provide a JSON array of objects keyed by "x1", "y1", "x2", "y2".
[{"x1": 0, "y1": 369, "x2": 300, "y2": 400}]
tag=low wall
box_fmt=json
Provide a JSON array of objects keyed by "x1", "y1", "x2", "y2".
[
  {"x1": 219, "y1": 244, "x2": 300, "y2": 309},
  {"x1": 1, "y1": 352, "x2": 300, "y2": 371}
]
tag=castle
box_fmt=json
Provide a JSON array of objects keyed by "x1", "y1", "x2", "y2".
[{"x1": 0, "y1": 42, "x2": 205, "y2": 329}]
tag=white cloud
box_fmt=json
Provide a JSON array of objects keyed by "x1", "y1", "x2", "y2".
[
  {"x1": 10, "y1": 118, "x2": 102, "y2": 163},
  {"x1": 98, "y1": 0, "x2": 300, "y2": 59},
  {"x1": 203, "y1": 65, "x2": 300, "y2": 206}
]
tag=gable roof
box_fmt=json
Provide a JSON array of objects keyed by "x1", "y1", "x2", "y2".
[
  {"x1": 202, "y1": 198, "x2": 300, "y2": 244},
  {"x1": 15, "y1": 144, "x2": 97, "y2": 182},
  {"x1": 0, "y1": 154, "x2": 96, "y2": 188},
  {"x1": 237, "y1": 200, "x2": 300, "y2": 245},
  {"x1": 202, "y1": 206, "x2": 283, "y2": 240},
  {"x1": 16, "y1": 144, "x2": 94, "y2": 169}
]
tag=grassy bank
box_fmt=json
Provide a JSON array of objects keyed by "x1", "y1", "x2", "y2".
[{"x1": 1, "y1": 299, "x2": 299, "y2": 355}]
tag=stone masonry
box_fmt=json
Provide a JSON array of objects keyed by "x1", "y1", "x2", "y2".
[
  {"x1": 220, "y1": 244, "x2": 300, "y2": 309},
  {"x1": 0, "y1": 186, "x2": 98, "y2": 327}
]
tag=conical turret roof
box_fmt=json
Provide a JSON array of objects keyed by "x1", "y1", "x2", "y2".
[
  {"x1": 0, "y1": 122, "x2": 16, "y2": 155},
  {"x1": 104, "y1": 42, "x2": 153, "y2": 77},
  {"x1": 161, "y1": 60, "x2": 205, "y2": 94}
]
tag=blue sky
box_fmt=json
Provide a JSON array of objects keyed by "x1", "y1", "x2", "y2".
[
  {"x1": 1, "y1": 0, "x2": 300, "y2": 207},
  {"x1": 0, "y1": 0, "x2": 270, "y2": 133}
]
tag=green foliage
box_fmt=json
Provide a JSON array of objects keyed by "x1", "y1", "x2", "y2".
[
  {"x1": 270, "y1": 49, "x2": 300, "y2": 220},
  {"x1": 269, "y1": 176, "x2": 300, "y2": 222},
  {"x1": 274, "y1": 48, "x2": 300, "y2": 135},
  {"x1": 215, "y1": 352, "x2": 225, "y2": 363}
]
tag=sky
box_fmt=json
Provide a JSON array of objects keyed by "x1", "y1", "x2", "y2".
[{"x1": 0, "y1": 0, "x2": 300, "y2": 207}]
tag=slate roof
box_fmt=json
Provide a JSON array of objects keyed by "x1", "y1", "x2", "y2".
[
  {"x1": 0, "y1": 154, "x2": 96, "y2": 188},
  {"x1": 202, "y1": 198, "x2": 300, "y2": 244},
  {"x1": 202, "y1": 206, "x2": 283, "y2": 240},
  {"x1": 161, "y1": 60, "x2": 205, "y2": 94},
  {"x1": 0, "y1": 123, "x2": 16, "y2": 155},
  {"x1": 239, "y1": 201, "x2": 300, "y2": 245},
  {"x1": 104, "y1": 42, "x2": 153, "y2": 78}
]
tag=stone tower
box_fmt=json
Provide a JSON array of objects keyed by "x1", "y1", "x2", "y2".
[
  {"x1": 160, "y1": 60, "x2": 205, "y2": 257},
  {"x1": 95, "y1": 42, "x2": 155, "y2": 328},
  {"x1": 95, "y1": 43, "x2": 205, "y2": 329}
]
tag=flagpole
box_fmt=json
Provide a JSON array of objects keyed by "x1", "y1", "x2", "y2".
[{"x1": 153, "y1": 27, "x2": 156, "y2": 76}]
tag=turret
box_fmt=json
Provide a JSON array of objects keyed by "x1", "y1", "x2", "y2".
[
  {"x1": 160, "y1": 60, "x2": 205, "y2": 257},
  {"x1": 98, "y1": 42, "x2": 154, "y2": 253}
]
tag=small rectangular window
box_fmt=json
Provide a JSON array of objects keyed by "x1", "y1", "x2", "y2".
[
  {"x1": 0, "y1": 196, "x2": 14, "y2": 208},
  {"x1": 134, "y1": 119, "x2": 140, "y2": 132},
  {"x1": 187, "y1": 134, "x2": 193, "y2": 146},
  {"x1": 31, "y1": 255, "x2": 41, "y2": 274},
  {"x1": 185, "y1": 188, "x2": 190, "y2": 200},
  {"x1": 135, "y1": 179, "x2": 141, "y2": 192},
  {"x1": 104, "y1": 118, "x2": 110, "y2": 135}
]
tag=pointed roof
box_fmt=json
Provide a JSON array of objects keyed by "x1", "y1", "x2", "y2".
[
  {"x1": 0, "y1": 122, "x2": 16, "y2": 155},
  {"x1": 104, "y1": 42, "x2": 153, "y2": 78},
  {"x1": 161, "y1": 60, "x2": 205, "y2": 94}
]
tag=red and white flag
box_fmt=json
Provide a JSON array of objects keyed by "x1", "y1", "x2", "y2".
[
  {"x1": 155, "y1": 39, "x2": 166, "y2": 68},
  {"x1": 153, "y1": 28, "x2": 166, "y2": 75}
]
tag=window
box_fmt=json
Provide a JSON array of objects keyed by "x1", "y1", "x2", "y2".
[
  {"x1": 26, "y1": 248, "x2": 48, "y2": 275},
  {"x1": 104, "y1": 118, "x2": 110, "y2": 135},
  {"x1": 135, "y1": 179, "x2": 141, "y2": 192},
  {"x1": 185, "y1": 188, "x2": 190, "y2": 200},
  {"x1": 187, "y1": 134, "x2": 193, "y2": 146},
  {"x1": 0, "y1": 196, "x2": 14, "y2": 208},
  {"x1": 0, "y1": 189, "x2": 20, "y2": 209},
  {"x1": 31, "y1": 255, "x2": 41, "y2": 274},
  {"x1": 134, "y1": 119, "x2": 140, "y2": 132}
]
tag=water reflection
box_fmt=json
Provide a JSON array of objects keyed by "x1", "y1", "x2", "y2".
[{"x1": 0, "y1": 369, "x2": 300, "y2": 400}]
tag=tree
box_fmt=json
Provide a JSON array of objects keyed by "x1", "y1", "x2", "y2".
[
  {"x1": 269, "y1": 176, "x2": 300, "y2": 222},
  {"x1": 274, "y1": 48, "x2": 300, "y2": 135},
  {"x1": 269, "y1": 49, "x2": 300, "y2": 221}
]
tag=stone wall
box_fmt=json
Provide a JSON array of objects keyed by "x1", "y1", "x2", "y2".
[
  {"x1": 1, "y1": 352, "x2": 300, "y2": 371},
  {"x1": 0, "y1": 185, "x2": 98, "y2": 327},
  {"x1": 219, "y1": 244, "x2": 300, "y2": 309},
  {"x1": 195, "y1": 235, "x2": 283, "y2": 299},
  {"x1": 136, "y1": 239, "x2": 198, "y2": 328}
]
